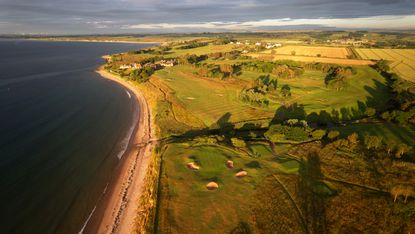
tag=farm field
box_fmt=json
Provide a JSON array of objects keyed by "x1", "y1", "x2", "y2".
[
  {"x1": 355, "y1": 48, "x2": 415, "y2": 82},
  {"x1": 263, "y1": 45, "x2": 352, "y2": 59},
  {"x1": 249, "y1": 53, "x2": 374, "y2": 66}
]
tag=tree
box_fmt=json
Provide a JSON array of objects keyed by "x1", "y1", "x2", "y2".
[
  {"x1": 365, "y1": 107, "x2": 376, "y2": 117},
  {"x1": 347, "y1": 132, "x2": 359, "y2": 145},
  {"x1": 363, "y1": 134, "x2": 382, "y2": 150},
  {"x1": 327, "y1": 130, "x2": 340, "y2": 140},
  {"x1": 385, "y1": 140, "x2": 397, "y2": 155},
  {"x1": 231, "y1": 138, "x2": 247, "y2": 148},
  {"x1": 299, "y1": 120, "x2": 308, "y2": 129},
  {"x1": 395, "y1": 143, "x2": 411, "y2": 158},
  {"x1": 280, "y1": 84, "x2": 291, "y2": 97},
  {"x1": 286, "y1": 119, "x2": 298, "y2": 126},
  {"x1": 374, "y1": 59, "x2": 390, "y2": 72},
  {"x1": 311, "y1": 129, "x2": 326, "y2": 140}
]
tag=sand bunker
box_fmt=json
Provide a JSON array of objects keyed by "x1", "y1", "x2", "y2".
[
  {"x1": 235, "y1": 171, "x2": 248, "y2": 178},
  {"x1": 206, "y1": 182, "x2": 219, "y2": 190},
  {"x1": 186, "y1": 97, "x2": 195, "y2": 100},
  {"x1": 226, "y1": 160, "x2": 234, "y2": 168},
  {"x1": 187, "y1": 162, "x2": 200, "y2": 170}
]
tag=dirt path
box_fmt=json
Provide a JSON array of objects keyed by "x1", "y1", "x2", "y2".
[{"x1": 83, "y1": 67, "x2": 155, "y2": 234}]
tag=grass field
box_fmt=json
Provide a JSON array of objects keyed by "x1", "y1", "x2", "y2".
[
  {"x1": 156, "y1": 142, "x2": 297, "y2": 233},
  {"x1": 263, "y1": 45, "x2": 352, "y2": 59},
  {"x1": 333, "y1": 122, "x2": 415, "y2": 147},
  {"x1": 154, "y1": 65, "x2": 275, "y2": 126},
  {"x1": 355, "y1": 48, "x2": 415, "y2": 82},
  {"x1": 155, "y1": 64, "x2": 390, "y2": 125}
]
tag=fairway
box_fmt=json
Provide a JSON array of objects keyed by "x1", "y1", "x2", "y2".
[
  {"x1": 154, "y1": 65, "x2": 275, "y2": 125},
  {"x1": 156, "y1": 64, "x2": 390, "y2": 122},
  {"x1": 355, "y1": 48, "x2": 415, "y2": 82},
  {"x1": 264, "y1": 45, "x2": 352, "y2": 59}
]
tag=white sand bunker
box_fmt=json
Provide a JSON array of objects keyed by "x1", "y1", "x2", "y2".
[
  {"x1": 186, "y1": 97, "x2": 195, "y2": 100},
  {"x1": 187, "y1": 162, "x2": 200, "y2": 170},
  {"x1": 235, "y1": 171, "x2": 248, "y2": 178},
  {"x1": 206, "y1": 182, "x2": 219, "y2": 190},
  {"x1": 226, "y1": 160, "x2": 234, "y2": 168}
]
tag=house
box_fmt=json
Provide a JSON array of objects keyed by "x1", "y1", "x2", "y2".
[
  {"x1": 132, "y1": 63, "x2": 142, "y2": 69},
  {"x1": 119, "y1": 64, "x2": 132, "y2": 69},
  {"x1": 236, "y1": 41, "x2": 242, "y2": 45},
  {"x1": 158, "y1": 59, "x2": 177, "y2": 67},
  {"x1": 120, "y1": 63, "x2": 142, "y2": 70},
  {"x1": 255, "y1": 42, "x2": 262, "y2": 46}
]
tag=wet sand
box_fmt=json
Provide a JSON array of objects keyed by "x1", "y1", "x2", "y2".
[{"x1": 83, "y1": 67, "x2": 155, "y2": 234}]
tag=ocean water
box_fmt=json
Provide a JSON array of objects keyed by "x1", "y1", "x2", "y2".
[{"x1": 0, "y1": 40, "x2": 152, "y2": 233}]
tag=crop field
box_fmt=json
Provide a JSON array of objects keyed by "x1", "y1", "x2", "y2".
[
  {"x1": 167, "y1": 44, "x2": 242, "y2": 57},
  {"x1": 249, "y1": 53, "x2": 374, "y2": 66},
  {"x1": 355, "y1": 48, "x2": 415, "y2": 82},
  {"x1": 263, "y1": 45, "x2": 352, "y2": 58}
]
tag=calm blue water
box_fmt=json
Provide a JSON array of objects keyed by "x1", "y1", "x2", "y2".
[{"x1": 0, "y1": 40, "x2": 152, "y2": 233}]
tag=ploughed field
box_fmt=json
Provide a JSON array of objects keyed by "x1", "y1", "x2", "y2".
[{"x1": 355, "y1": 48, "x2": 415, "y2": 82}]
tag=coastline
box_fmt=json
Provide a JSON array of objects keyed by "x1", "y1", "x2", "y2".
[
  {"x1": 83, "y1": 66, "x2": 155, "y2": 234},
  {"x1": 27, "y1": 38, "x2": 160, "y2": 44}
]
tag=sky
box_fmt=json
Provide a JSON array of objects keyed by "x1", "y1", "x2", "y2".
[{"x1": 0, "y1": 0, "x2": 414, "y2": 34}]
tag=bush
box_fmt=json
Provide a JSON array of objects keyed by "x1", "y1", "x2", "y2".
[
  {"x1": 327, "y1": 130, "x2": 340, "y2": 140},
  {"x1": 231, "y1": 138, "x2": 247, "y2": 148},
  {"x1": 265, "y1": 124, "x2": 309, "y2": 142},
  {"x1": 311, "y1": 129, "x2": 326, "y2": 139},
  {"x1": 129, "y1": 66, "x2": 154, "y2": 83}
]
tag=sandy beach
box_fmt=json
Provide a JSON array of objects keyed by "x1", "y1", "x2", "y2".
[{"x1": 83, "y1": 67, "x2": 155, "y2": 234}]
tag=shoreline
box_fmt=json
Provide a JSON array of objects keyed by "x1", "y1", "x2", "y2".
[
  {"x1": 26, "y1": 38, "x2": 160, "y2": 44},
  {"x1": 83, "y1": 66, "x2": 155, "y2": 234}
]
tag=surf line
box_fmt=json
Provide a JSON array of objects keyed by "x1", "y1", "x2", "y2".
[{"x1": 125, "y1": 90, "x2": 131, "y2": 99}]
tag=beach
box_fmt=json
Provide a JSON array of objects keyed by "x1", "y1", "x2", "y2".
[{"x1": 83, "y1": 67, "x2": 155, "y2": 234}]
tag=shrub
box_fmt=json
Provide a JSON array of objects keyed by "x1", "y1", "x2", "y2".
[
  {"x1": 231, "y1": 138, "x2": 247, "y2": 148},
  {"x1": 311, "y1": 129, "x2": 326, "y2": 139},
  {"x1": 327, "y1": 130, "x2": 340, "y2": 140}
]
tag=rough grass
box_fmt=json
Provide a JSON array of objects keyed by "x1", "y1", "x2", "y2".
[
  {"x1": 332, "y1": 122, "x2": 415, "y2": 147},
  {"x1": 156, "y1": 142, "x2": 298, "y2": 233}
]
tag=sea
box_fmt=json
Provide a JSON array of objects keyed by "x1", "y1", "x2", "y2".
[{"x1": 0, "y1": 39, "x2": 153, "y2": 233}]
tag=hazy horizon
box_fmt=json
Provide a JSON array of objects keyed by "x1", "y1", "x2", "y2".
[{"x1": 0, "y1": 0, "x2": 415, "y2": 34}]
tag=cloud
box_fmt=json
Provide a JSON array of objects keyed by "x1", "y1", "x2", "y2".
[
  {"x1": 0, "y1": 0, "x2": 414, "y2": 33},
  {"x1": 125, "y1": 15, "x2": 415, "y2": 30}
]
